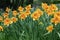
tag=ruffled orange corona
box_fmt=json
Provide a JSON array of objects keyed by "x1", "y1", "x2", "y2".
[
  {"x1": 5, "y1": 7, "x2": 10, "y2": 13},
  {"x1": 11, "y1": 17, "x2": 18, "y2": 23},
  {"x1": 31, "y1": 9, "x2": 43, "y2": 20},
  {"x1": 42, "y1": 3, "x2": 49, "y2": 10},
  {"x1": 31, "y1": 12, "x2": 40, "y2": 20},
  {"x1": 46, "y1": 25, "x2": 54, "y2": 32},
  {"x1": 4, "y1": 18, "x2": 12, "y2": 26},
  {"x1": 49, "y1": 4, "x2": 58, "y2": 11},
  {"x1": 25, "y1": 4, "x2": 31, "y2": 11},
  {"x1": 25, "y1": 11, "x2": 31, "y2": 16},
  {"x1": 3, "y1": 12, "x2": 9, "y2": 18},
  {"x1": 18, "y1": 13, "x2": 27, "y2": 20},
  {"x1": 18, "y1": 6, "x2": 24, "y2": 12},
  {"x1": 13, "y1": 10, "x2": 18, "y2": 16}
]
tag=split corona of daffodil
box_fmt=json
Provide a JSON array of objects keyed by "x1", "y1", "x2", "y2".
[
  {"x1": 18, "y1": 13, "x2": 27, "y2": 20},
  {"x1": 46, "y1": 9, "x2": 54, "y2": 16},
  {"x1": 13, "y1": 10, "x2": 18, "y2": 16},
  {"x1": 31, "y1": 9, "x2": 43, "y2": 21},
  {"x1": 11, "y1": 17, "x2": 18, "y2": 23},
  {"x1": 3, "y1": 12, "x2": 9, "y2": 18},
  {"x1": 25, "y1": 4, "x2": 31, "y2": 11},
  {"x1": 0, "y1": 26, "x2": 3, "y2": 31},
  {"x1": 5, "y1": 7, "x2": 10, "y2": 13},
  {"x1": 51, "y1": 17, "x2": 60, "y2": 25},
  {"x1": 46, "y1": 25, "x2": 54, "y2": 32},
  {"x1": 49, "y1": 4, "x2": 58, "y2": 11},
  {"x1": 36, "y1": 8, "x2": 43, "y2": 15},
  {"x1": 18, "y1": 6, "x2": 24, "y2": 12},
  {"x1": 42, "y1": 3, "x2": 49, "y2": 10},
  {"x1": 25, "y1": 11, "x2": 31, "y2": 16},
  {"x1": 31, "y1": 12, "x2": 40, "y2": 20},
  {"x1": 54, "y1": 11, "x2": 60, "y2": 18},
  {"x1": 4, "y1": 18, "x2": 12, "y2": 26}
]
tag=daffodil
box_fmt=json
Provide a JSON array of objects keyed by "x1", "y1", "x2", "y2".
[
  {"x1": 51, "y1": 17, "x2": 60, "y2": 25},
  {"x1": 42, "y1": 3, "x2": 49, "y2": 10},
  {"x1": 46, "y1": 25, "x2": 54, "y2": 32},
  {"x1": 25, "y1": 4, "x2": 31, "y2": 11},
  {"x1": 3, "y1": 12, "x2": 9, "y2": 18},
  {"x1": 13, "y1": 10, "x2": 18, "y2": 16},
  {"x1": 18, "y1": 6, "x2": 24, "y2": 12},
  {"x1": 4, "y1": 18, "x2": 12, "y2": 26},
  {"x1": 31, "y1": 9, "x2": 43, "y2": 21},
  {"x1": 36, "y1": 8, "x2": 43, "y2": 15},
  {"x1": 46, "y1": 9, "x2": 54, "y2": 16},
  {"x1": 11, "y1": 17, "x2": 18, "y2": 23},
  {"x1": 54, "y1": 11, "x2": 60, "y2": 18},
  {"x1": 18, "y1": 13, "x2": 27, "y2": 20},
  {"x1": 5, "y1": 7, "x2": 10, "y2": 13},
  {"x1": 31, "y1": 12, "x2": 40, "y2": 20},
  {"x1": 25, "y1": 11, "x2": 31, "y2": 16},
  {"x1": 49, "y1": 4, "x2": 58, "y2": 11}
]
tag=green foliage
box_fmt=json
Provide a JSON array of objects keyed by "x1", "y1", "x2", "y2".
[
  {"x1": 0, "y1": 5, "x2": 60, "y2": 40},
  {"x1": 34, "y1": 0, "x2": 60, "y2": 5},
  {"x1": 0, "y1": 0, "x2": 60, "y2": 40}
]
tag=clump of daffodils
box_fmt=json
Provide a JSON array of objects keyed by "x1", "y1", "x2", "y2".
[
  {"x1": 0, "y1": 3, "x2": 59, "y2": 34},
  {"x1": 42, "y1": 3, "x2": 58, "y2": 16},
  {"x1": 51, "y1": 11, "x2": 60, "y2": 25}
]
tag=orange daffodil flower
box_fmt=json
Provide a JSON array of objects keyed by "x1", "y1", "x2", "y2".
[
  {"x1": 36, "y1": 8, "x2": 43, "y2": 15},
  {"x1": 42, "y1": 3, "x2": 49, "y2": 11},
  {"x1": 31, "y1": 12, "x2": 40, "y2": 20},
  {"x1": 11, "y1": 17, "x2": 18, "y2": 23},
  {"x1": 5, "y1": 7, "x2": 10, "y2": 13},
  {"x1": 4, "y1": 18, "x2": 12, "y2": 26},
  {"x1": 49, "y1": 4, "x2": 58, "y2": 11},
  {"x1": 3, "y1": 12, "x2": 9, "y2": 18},
  {"x1": 31, "y1": 8, "x2": 43, "y2": 20},
  {"x1": 46, "y1": 25, "x2": 54, "y2": 32},
  {"x1": 18, "y1": 13, "x2": 27, "y2": 20},
  {"x1": 25, "y1": 11, "x2": 31, "y2": 16},
  {"x1": 18, "y1": 6, "x2": 24, "y2": 12},
  {"x1": 25, "y1": 4, "x2": 31, "y2": 11},
  {"x1": 54, "y1": 11, "x2": 60, "y2": 18},
  {"x1": 51, "y1": 17, "x2": 59, "y2": 25},
  {"x1": 46, "y1": 8, "x2": 54, "y2": 16},
  {"x1": 13, "y1": 10, "x2": 18, "y2": 16}
]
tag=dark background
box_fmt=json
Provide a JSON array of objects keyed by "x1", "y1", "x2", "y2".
[{"x1": 0, "y1": 0, "x2": 60, "y2": 10}]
